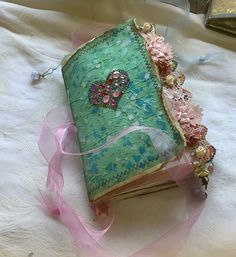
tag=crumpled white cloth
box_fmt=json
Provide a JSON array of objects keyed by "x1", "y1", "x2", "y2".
[{"x1": 0, "y1": 1, "x2": 236, "y2": 257}]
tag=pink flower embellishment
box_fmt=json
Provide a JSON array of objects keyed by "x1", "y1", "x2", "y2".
[
  {"x1": 143, "y1": 34, "x2": 173, "y2": 60},
  {"x1": 184, "y1": 125, "x2": 208, "y2": 146},
  {"x1": 163, "y1": 86, "x2": 204, "y2": 145},
  {"x1": 173, "y1": 103, "x2": 203, "y2": 127},
  {"x1": 142, "y1": 33, "x2": 173, "y2": 76}
]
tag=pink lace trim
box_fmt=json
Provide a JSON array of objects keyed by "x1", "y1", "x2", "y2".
[{"x1": 139, "y1": 24, "x2": 215, "y2": 189}]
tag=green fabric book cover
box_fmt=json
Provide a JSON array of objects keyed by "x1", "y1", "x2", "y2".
[{"x1": 62, "y1": 19, "x2": 186, "y2": 202}]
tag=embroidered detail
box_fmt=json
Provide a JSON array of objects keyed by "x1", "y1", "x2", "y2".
[{"x1": 89, "y1": 70, "x2": 130, "y2": 110}]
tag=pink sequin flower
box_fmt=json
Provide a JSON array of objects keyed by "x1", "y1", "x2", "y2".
[
  {"x1": 173, "y1": 102, "x2": 203, "y2": 127},
  {"x1": 143, "y1": 33, "x2": 173, "y2": 76},
  {"x1": 163, "y1": 87, "x2": 204, "y2": 145}
]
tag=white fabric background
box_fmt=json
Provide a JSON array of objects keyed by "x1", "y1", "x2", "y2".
[{"x1": 0, "y1": 1, "x2": 236, "y2": 257}]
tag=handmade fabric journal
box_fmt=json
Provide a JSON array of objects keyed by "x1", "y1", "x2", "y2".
[{"x1": 61, "y1": 19, "x2": 215, "y2": 203}]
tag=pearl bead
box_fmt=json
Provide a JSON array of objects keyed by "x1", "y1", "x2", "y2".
[
  {"x1": 193, "y1": 161, "x2": 200, "y2": 166},
  {"x1": 31, "y1": 70, "x2": 41, "y2": 80},
  {"x1": 143, "y1": 22, "x2": 152, "y2": 33},
  {"x1": 195, "y1": 146, "x2": 207, "y2": 158},
  {"x1": 165, "y1": 74, "x2": 176, "y2": 87}
]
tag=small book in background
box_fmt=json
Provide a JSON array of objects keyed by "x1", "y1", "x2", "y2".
[
  {"x1": 189, "y1": 0, "x2": 210, "y2": 14},
  {"x1": 205, "y1": 0, "x2": 236, "y2": 36}
]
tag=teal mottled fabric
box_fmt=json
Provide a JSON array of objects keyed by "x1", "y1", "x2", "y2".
[{"x1": 62, "y1": 19, "x2": 185, "y2": 201}]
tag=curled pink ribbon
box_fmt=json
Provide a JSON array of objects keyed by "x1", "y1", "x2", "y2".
[{"x1": 38, "y1": 106, "x2": 205, "y2": 257}]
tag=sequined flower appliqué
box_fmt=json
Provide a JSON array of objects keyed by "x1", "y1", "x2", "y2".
[{"x1": 89, "y1": 70, "x2": 130, "y2": 110}]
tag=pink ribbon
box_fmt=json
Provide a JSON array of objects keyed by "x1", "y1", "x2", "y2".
[{"x1": 38, "y1": 106, "x2": 205, "y2": 257}]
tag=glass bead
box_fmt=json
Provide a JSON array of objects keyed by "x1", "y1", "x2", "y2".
[
  {"x1": 91, "y1": 85, "x2": 97, "y2": 91},
  {"x1": 112, "y1": 71, "x2": 120, "y2": 79},
  {"x1": 107, "y1": 79, "x2": 112, "y2": 85},
  {"x1": 112, "y1": 90, "x2": 120, "y2": 98},
  {"x1": 102, "y1": 95, "x2": 110, "y2": 103},
  {"x1": 31, "y1": 70, "x2": 41, "y2": 80}
]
